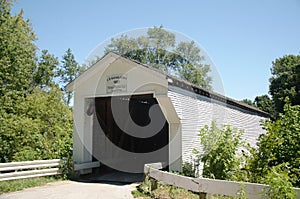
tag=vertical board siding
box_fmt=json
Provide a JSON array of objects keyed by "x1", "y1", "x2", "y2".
[{"x1": 168, "y1": 87, "x2": 266, "y2": 165}]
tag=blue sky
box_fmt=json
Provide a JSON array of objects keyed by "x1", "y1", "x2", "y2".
[{"x1": 12, "y1": 0, "x2": 300, "y2": 100}]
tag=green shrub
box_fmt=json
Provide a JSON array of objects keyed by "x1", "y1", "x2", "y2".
[
  {"x1": 197, "y1": 121, "x2": 249, "y2": 181},
  {"x1": 181, "y1": 161, "x2": 197, "y2": 177},
  {"x1": 261, "y1": 164, "x2": 296, "y2": 199},
  {"x1": 250, "y1": 103, "x2": 300, "y2": 187}
]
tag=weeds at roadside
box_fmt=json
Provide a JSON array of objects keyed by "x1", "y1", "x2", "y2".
[{"x1": 0, "y1": 176, "x2": 62, "y2": 194}]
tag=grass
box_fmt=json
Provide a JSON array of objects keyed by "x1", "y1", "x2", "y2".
[
  {"x1": 131, "y1": 176, "x2": 247, "y2": 199},
  {"x1": 132, "y1": 180, "x2": 199, "y2": 199},
  {"x1": 0, "y1": 176, "x2": 63, "y2": 194},
  {"x1": 132, "y1": 186, "x2": 244, "y2": 199}
]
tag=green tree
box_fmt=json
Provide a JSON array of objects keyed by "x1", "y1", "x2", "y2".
[
  {"x1": 254, "y1": 94, "x2": 275, "y2": 116},
  {"x1": 269, "y1": 55, "x2": 300, "y2": 114},
  {"x1": 0, "y1": 0, "x2": 38, "y2": 117},
  {"x1": 58, "y1": 48, "x2": 81, "y2": 105},
  {"x1": 104, "y1": 25, "x2": 212, "y2": 89},
  {"x1": 241, "y1": 99, "x2": 255, "y2": 107},
  {"x1": 0, "y1": 87, "x2": 73, "y2": 162},
  {"x1": 250, "y1": 103, "x2": 300, "y2": 187},
  {"x1": 0, "y1": 0, "x2": 73, "y2": 166},
  {"x1": 34, "y1": 50, "x2": 59, "y2": 88},
  {"x1": 0, "y1": 0, "x2": 37, "y2": 94},
  {"x1": 175, "y1": 41, "x2": 211, "y2": 87}
]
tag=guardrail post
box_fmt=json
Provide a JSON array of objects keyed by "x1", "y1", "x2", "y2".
[
  {"x1": 150, "y1": 177, "x2": 158, "y2": 191},
  {"x1": 199, "y1": 192, "x2": 207, "y2": 199}
]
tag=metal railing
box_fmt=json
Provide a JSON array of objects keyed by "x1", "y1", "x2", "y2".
[{"x1": 0, "y1": 159, "x2": 61, "y2": 182}]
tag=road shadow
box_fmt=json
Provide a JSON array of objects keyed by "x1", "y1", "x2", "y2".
[{"x1": 70, "y1": 170, "x2": 143, "y2": 186}]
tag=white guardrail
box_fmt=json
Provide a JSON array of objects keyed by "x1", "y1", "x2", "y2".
[
  {"x1": 144, "y1": 163, "x2": 300, "y2": 199},
  {"x1": 0, "y1": 159, "x2": 61, "y2": 182}
]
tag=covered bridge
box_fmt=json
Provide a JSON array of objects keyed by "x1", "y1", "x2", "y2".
[{"x1": 66, "y1": 52, "x2": 268, "y2": 177}]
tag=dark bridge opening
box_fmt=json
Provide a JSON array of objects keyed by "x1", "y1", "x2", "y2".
[{"x1": 91, "y1": 94, "x2": 169, "y2": 181}]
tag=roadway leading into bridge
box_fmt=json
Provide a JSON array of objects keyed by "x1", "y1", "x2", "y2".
[{"x1": 0, "y1": 180, "x2": 137, "y2": 199}]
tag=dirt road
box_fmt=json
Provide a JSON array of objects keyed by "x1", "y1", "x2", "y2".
[{"x1": 0, "y1": 181, "x2": 138, "y2": 199}]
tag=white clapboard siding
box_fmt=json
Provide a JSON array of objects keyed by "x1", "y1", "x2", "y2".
[{"x1": 168, "y1": 86, "x2": 266, "y2": 164}]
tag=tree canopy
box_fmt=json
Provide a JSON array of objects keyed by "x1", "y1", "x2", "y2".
[
  {"x1": 254, "y1": 94, "x2": 275, "y2": 116},
  {"x1": 0, "y1": 0, "x2": 37, "y2": 95},
  {"x1": 58, "y1": 48, "x2": 81, "y2": 105},
  {"x1": 104, "y1": 26, "x2": 212, "y2": 89},
  {"x1": 0, "y1": 87, "x2": 73, "y2": 162},
  {"x1": 241, "y1": 99, "x2": 255, "y2": 107},
  {"x1": 0, "y1": 0, "x2": 75, "y2": 163},
  {"x1": 34, "y1": 50, "x2": 59, "y2": 88},
  {"x1": 242, "y1": 54, "x2": 300, "y2": 118},
  {"x1": 269, "y1": 54, "x2": 300, "y2": 114}
]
